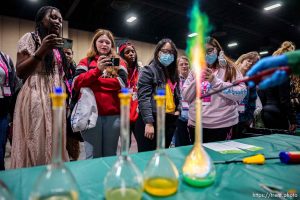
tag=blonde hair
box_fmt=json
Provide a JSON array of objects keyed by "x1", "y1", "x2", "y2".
[
  {"x1": 235, "y1": 51, "x2": 260, "y2": 69},
  {"x1": 87, "y1": 29, "x2": 117, "y2": 58},
  {"x1": 177, "y1": 55, "x2": 190, "y2": 66},
  {"x1": 273, "y1": 41, "x2": 295, "y2": 56}
]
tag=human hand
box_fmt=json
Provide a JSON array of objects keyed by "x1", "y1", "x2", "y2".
[
  {"x1": 202, "y1": 68, "x2": 214, "y2": 83},
  {"x1": 144, "y1": 123, "x2": 154, "y2": 140},
  {"x1": 97, "y1": 56, "x2": 112, "y2": 72},
  {"x1": 38, "y1": 34, "x2": 63, "y2": 56}
]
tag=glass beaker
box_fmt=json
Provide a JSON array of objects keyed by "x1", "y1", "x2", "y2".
[
  {"x1": 104, "y1": 88, "x2": 143, "y2": 200},
  {"x1": 30, "y1": 87, "x2": 79, "y2": 200},
  {"x1": 143, "y1": 89, "x2": 179, "y2": 197}
]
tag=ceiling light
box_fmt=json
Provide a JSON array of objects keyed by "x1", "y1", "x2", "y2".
[
  {"x1": 126, "y1": 16, "x2": 137, "y2": 23},
  {"x1": 264, "y1": 3, "x2": 281, "y2": 11},
  {"x1": 227, "y1": 42, "x2": 238, "y2": 47},
  {"x1": 188, "y1": 33, "x2": 198, "y2": 38},
  {"x1": 259, "y1": 51, "x2": 269, "y2": 55}
]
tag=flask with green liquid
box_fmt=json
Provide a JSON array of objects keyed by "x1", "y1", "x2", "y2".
[{"x1": 182, "y1": 96, "x2": 216, "y2": 187}]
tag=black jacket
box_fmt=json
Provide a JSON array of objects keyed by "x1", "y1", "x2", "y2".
[
  {"x1": 258, "y1": 78, "x2": 296, "y2": 126},
  {"x1": 137, "y1": 61, "x2": 180, "y2": 124}
]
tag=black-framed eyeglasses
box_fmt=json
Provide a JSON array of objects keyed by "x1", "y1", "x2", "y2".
[{"x1": 160, "y1": 49, "x2": 174, "y2": 54}]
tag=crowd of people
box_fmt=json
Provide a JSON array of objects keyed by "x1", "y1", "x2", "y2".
[{"x1": 0, "y1": 6, "x2": 299, "y2": 170}]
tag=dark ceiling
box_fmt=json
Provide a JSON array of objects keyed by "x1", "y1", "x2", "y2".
[{"x1": 1, "y1": 0, "x2": 300, "y2": 58}]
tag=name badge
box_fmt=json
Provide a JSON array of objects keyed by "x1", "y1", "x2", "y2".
[
  {"x1": 238, "y1": 104, "x2": 245, "y2": 113},
  {"x1": 132, "y1": 91, "x2": 138, "y2": 101},
  {"x1": 3, "y1": 86, "x2": 11, "y2": 96}
]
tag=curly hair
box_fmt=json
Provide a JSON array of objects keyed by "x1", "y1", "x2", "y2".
[{"x1": 273, "y1": 41, "x2": 295, "y2": 56}]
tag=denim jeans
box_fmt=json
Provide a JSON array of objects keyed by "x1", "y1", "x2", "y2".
[
  {"x1": 0, "y1": 115, "x2": 8, "y2": 170},
  {"x1": 82, "y1": 115, "x2": 120, "y2": 159}
]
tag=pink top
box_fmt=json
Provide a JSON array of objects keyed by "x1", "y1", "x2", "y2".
[{"x1": 182, "y1": 67, "x2": 247, "y2": 128}]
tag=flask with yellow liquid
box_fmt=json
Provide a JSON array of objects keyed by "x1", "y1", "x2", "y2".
[
  {"x1": 30, "y1": 87, "x2": 79, "y2": 200},
  {"x1": 143, "y1": 89, "x2": 179, "y2": 197},
  {"x1": 104, "y1": 88, "x2": 143, "y2": 200}
]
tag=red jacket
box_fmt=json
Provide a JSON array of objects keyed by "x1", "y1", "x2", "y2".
[{"x1": 74, "y1": 56, "x2": 127, "y2": 116}]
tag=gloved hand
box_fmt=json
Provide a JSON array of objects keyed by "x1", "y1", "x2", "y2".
[{"x1": 246, "y1": 54, "x2": 288, "y2": 89}]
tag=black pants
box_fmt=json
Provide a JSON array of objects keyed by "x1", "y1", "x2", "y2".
[
  {"x1": 174, "y1": 118, "x2": 192, "y2": 147},
  {"x1": 134, "y1": 113, "x2": 177, "y2": 152},
  {"x1": 188, "y1": 126, "x2": 233, "y2": 143},
  {"x1": 232, "y1": 121, "x2": 251, "y2": 139},
  {"x1": 262, "y1": 106, "x2": 289, "y2": 130}
]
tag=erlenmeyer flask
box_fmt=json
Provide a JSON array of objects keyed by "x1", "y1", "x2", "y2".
[
  {"x1": 104, "y1": 88, "x2": 143, "y2": 200},
  {"x1": 0, "y1": 180, "x2": 14, "y2": 200},
  {"x1": 182, "y1": 98, "x2": 216, "y2": 187},
  {"x1": 143, "y1": 89, "x2": 179, "y2": 197},
  {"x1": 30, "y1": 87, "x2": 79, "y2": 200}
]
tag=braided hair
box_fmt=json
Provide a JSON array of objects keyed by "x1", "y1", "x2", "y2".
[{"x1": 33, "y1": 6, "x2": 72, "y2": 80}]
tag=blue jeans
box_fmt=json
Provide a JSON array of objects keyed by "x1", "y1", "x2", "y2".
[
  {"x1": 82, "y1": 115, "x2": 120, "y2": 159},
  {"x1": 0, "y1": 115, "x2": 8, "y2": 170}
]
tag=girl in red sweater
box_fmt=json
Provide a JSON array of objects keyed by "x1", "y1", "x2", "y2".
[{"x1": 74, "y1": 29, "x2": 127, "y2": 158}]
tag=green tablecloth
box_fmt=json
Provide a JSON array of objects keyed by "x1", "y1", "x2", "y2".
[{"x1": 1, "y1": 134, "x2": 300, "y2": 199}]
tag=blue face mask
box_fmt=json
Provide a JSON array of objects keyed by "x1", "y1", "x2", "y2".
[
  {"x1": 206, "y1": 53, "x2": 217, "y2": 65},
  {"x1": 159, "y1": 53, "x2": 174, "y2": 67}
]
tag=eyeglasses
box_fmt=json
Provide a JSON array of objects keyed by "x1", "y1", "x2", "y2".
[
  {"x1": 160, "y1": 49, "x2": 174, "y2": 54},
  {"x1": 206, "y1": 48, "x2": 215, "y2": 54}
]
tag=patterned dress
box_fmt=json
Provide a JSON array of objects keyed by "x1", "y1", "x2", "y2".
[{"x1": 11, "y1": 32, "x2": 69, "y2": 169}]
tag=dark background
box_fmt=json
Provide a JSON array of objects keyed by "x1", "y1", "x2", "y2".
[{"x1": 1, "y1": 0, "x2": 299, "y2": 59}]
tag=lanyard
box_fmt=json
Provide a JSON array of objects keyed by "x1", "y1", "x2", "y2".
[
  {"x1": 53, "y1": 49, "x2": 72, "y2": 95},
  {"x1": 167, "y1": 79, "x2": 177, "y2": 93},
  {"x1": 0, "y1": 59, "x2": 9, "y2": 86},
  {"x1": 128, "y1": 68, "x2": 137, "y2": 89}
]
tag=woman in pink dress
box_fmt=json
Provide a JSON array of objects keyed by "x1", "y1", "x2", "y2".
[{"x1": 11, "y1": 6, "x2": 72, "y2": 168}]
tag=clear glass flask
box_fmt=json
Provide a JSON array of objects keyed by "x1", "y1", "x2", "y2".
[
  {"x1": 104, "y1": 88, "x2": 143, "y2": 200},
  {"x1": 143, "y1": 89, "x2": 179, "y2": 197},
  {"x1": 30, "y1": 87, "x2": 79, "y2": 200},
  {"x1": 182, "y1": 97, "x2": 216, "y2": 187},
  {"x1": 0, "y1": 180, "x2": 14, "y2": 200}
]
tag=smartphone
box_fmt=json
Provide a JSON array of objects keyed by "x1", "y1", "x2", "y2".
[
  {"x1": 106, "y1": 57, "x2": 120, "y2": 66},
  {"x1": 56, "y1": 38, "x2": 73, "y2": 49}
]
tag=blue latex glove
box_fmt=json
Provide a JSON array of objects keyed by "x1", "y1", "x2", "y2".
[{"x1": 246, "y1": 55, "x2": 288, "y2": 89}]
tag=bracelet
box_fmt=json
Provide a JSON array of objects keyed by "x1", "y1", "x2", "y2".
[{"x1": 33, "y1": 54, "x2": 42, "y2": 61}]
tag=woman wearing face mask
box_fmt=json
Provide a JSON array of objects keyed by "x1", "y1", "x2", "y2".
[
  {"x1": 182, "y1": 37, "x2": 247, "y2": 143},
  {"x1": 233, "y1": 52, "x2": 260, "y2": 138},
  {"x1": 136, "y1": 38, "x2": 180, "y2": 152},
  {"x1": 73, "y1": 29, "x2": 127, "y2": 158},
  {"x1": 11, "y1": 6, "x2": 72, "y2": 168}
]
